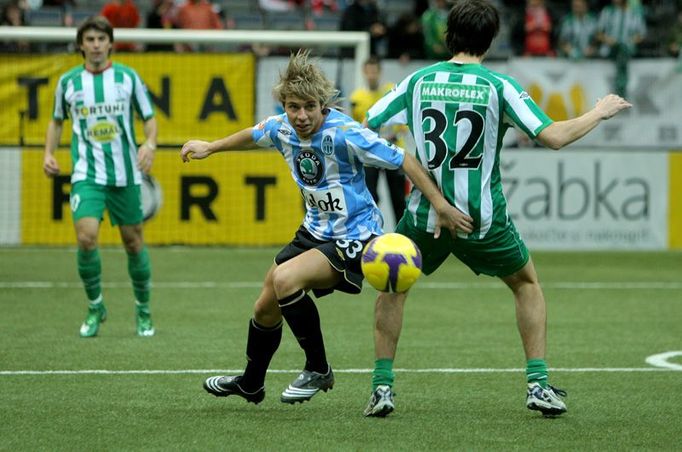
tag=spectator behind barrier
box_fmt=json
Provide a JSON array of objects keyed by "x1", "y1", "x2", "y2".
[
  {"x1": 521, "y1": 0, "x2": 555, "y2": 56},
  {"x1": 596, "y1": 0, "x2": 646, "y2": 96},
  {"x1": 175, "y1": 0, "x2": 224, "y2": 52},
  {"x1": 421, "y1": 0, "x2": 450, "y2": 60},
  {"x1": 387, "y1": 12, "x2": 425, "y2": 63},
  {"x1": 145, "y1": 0, "x2": 176, "y2": 51},
  {"x1": 1, "y1": 0, "x2": 29, "y2": 52},
  {"x1": 559, "y1": 0, "x2": 597, "y2": 59},
  {"x1": 100, "y1": 0, "x2": 140, "y2": 52},
  {"x1": 340, "y1": 0, "x2": 387, "y2": 57}
]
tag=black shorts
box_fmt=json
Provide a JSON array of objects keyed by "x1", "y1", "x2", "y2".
[{"x1": 275, "y1": 226, "x2": 377, "y2": 298}]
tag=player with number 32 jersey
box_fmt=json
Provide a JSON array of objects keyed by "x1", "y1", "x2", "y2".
[{"x1": 367, "y1": 62, "x2": 553, "y2": 241}]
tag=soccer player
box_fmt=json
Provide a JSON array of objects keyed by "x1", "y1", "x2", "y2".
[
  {"x1": 180, "y1": 50, "x2": 473, "y2": 406},
  {"x1": 362, "y1": 0, "x2": 631, "y2": 417},
  {"x1": 350, "y1": 56, "x2": 407, "y2": 225},
  {"x1": 43, "y1": 16, "x2": 157, "y2": 338}
]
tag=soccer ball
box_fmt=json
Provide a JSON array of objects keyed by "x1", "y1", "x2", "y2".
[
  {"x1": 361, "y1": 233, "x2": 422, "y2": 293},
  {"x1": 140, "y1": 174, "x2": 163, "y2": 222}
]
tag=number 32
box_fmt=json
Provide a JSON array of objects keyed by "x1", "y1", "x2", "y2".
[{"x1": 423, "y1": 108, "x2": 484, "y2": 170}]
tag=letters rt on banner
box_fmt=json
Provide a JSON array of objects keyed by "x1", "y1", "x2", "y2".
[
  {"x1": 1, "y1": 53, "x2": 254, "y2": 146},
  {"x1": 21, "y1": 149, "x2": 303, "y2": 245}
]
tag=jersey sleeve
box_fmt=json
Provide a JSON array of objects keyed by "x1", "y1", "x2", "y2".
[
  {"x1": 52, "y1": 75, "x2": 68, "y2": 121},
  {"x1": 344, "y1": 125, "x2": 405, "y2": 170},
  {"x1": 498, "y1": 74, "x2": 553, "y2": 138},
  {"x1": 251, "y1": 115, "x2": 283, "y2": 148},
  {"x1": 366, "y1": 76, "x2": 410, "y2": 130},
  {"x1": 131, "y1": 70, "x2": 155, "y2": 121}
]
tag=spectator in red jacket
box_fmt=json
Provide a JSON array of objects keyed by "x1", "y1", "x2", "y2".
[
  {"x1": 174, "y1": 0, "x2": 223, "y2": 51},
  {"x1": 522, "y1": 0, "x2": 555, "y2": 56},
  {"x1": 175, "y1": 0, "x2": 223, "y2": 51},
  {"x1": 100, "y1": 0, "x2": 140, "y2": 51}
]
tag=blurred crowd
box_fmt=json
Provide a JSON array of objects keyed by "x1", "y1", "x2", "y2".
[{"x1": 1, "y1": 0, "x2": 681, "y2": 60}]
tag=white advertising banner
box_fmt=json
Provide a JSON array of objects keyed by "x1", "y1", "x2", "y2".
[
  {"x1": 0, "y1": 148, "x2": 21, "y2": 245},
  {"x1": 506, "y1": 58, "x2": 682, "y2": 148},
  {"x1": 259, "y1": 57, "x2": 681, "y2": 148},
  {"x1": 501, "y1": 150, "x2": 668, "y2": 250}
]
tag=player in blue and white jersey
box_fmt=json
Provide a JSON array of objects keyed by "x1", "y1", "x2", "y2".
[{"x1": 181, "y1": 50, "x2": 473, "y2": 406}]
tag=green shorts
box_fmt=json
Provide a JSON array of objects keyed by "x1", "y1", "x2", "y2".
[
  {"x1": 395, "y1": 213, "x2": 530, "y2": 278},
  {"x1": 70, "y1": 180, "x2": 143, "y2": 226}
]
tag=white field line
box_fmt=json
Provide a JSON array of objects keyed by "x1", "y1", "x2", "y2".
[
  {"x1": 1, "y1": 281, "x2": 682, "y2": 290},
  {"x1": 0, "y1": 367, "x2": 679, "y2": 376}
]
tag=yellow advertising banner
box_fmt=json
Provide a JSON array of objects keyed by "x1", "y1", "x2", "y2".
[
  {"x1": 0, "y1": 53, "x2": 254, "y2": 146},
  {"x1": 22, "y1": 149, "x2": 304, "y2": 245},
  {"x1": 669, "y1": 152, "x2": 682, "y2": 249}
]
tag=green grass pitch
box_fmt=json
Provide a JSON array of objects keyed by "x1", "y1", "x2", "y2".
[{"x1": 1, "y1": 247, "x2": 681, "y2": 450}]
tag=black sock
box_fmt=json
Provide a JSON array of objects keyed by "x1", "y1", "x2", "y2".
[
  {"x1": 278, "y1": 290, "x2": 328, "y2": 374},
  {"x1": 241, "y1": 318, "x2": 282, "y2": 391}
]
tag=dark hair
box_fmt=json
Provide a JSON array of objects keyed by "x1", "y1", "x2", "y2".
[
  {"x1": 76, "y1": 15, "x2": 114, "y2": 53},
  {"x1": 364, "y1": 55, "x2": 381, "y2": 69},
  {"x1": 445, "y1": 0, "x2": 499, "y2": 57}
]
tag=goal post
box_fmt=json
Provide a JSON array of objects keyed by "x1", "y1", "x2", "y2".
[
  {"x1": 0, "y1": 26, "x2": 372, "y2": 246},
  {"x1": 0, "y1": 26, "x2": 370, "y2": 91}
]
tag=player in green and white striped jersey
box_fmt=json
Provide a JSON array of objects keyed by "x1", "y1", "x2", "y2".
[
  {"x1": 363, "y1": 0, "x2": 631, "y2": 418},
  {"x1": 43, "y1": 16, "x2": 157, "y2": 338}
]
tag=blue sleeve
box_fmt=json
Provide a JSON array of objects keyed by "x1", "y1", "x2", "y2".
[
  {"x1": 251, "y1": 115, "x2": 285, "y2": 148},
  {"x1": 344, "y1": 126, "x2": 405, "y2": 170}
]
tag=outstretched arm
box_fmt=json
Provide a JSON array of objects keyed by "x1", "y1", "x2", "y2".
[
  {"x1": 180, "y1": 127, "x2": 258, "y2": 162},
  {"x1": 401, "y1": 153, "x2": 473, "y2": 238},
  {"x1": 536, "y1": 94, "x2": 631, "y2": 150}
]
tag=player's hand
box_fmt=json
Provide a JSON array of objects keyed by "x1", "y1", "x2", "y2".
[
  {"x1": 137, "y1": 143, "x2": 155, "y2": 174},
  {"x1": 595, "y1": 94, "x2": 632, "y2": 119},
  {"x1": 181, "y1": 140, "x2": 211, "y2": 162},
  {"x1": 43, "y1": 154, "x2": 59, "y2": 177},
  {"x1": 433, "y1": 203, "x2": 474, "y2": 239}
]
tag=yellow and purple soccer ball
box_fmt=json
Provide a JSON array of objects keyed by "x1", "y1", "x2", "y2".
[{"x1": 361, "y1": 233, "x2": 422, "y2": 293}]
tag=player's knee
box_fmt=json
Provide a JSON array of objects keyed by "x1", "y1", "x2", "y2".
[
  {"x1": 271, "y1": 264, "x2": 300, "y2": 300},
  {"x1": 122, "y1": 238, "x2": 143, "y2": 254},
  {"x1": 76, "y1": 231, "x2": 98, "y2": 249},
  {"x1": 121, "y1": 228, "x2": 143, "y2": 253},
  {"x1": 253, "y1": 296, "x2": 280, "y2": 325}
]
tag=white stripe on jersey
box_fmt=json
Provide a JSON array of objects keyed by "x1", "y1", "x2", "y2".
[
  {"x1": 369, "y1": 78, "x2": 409, "y2": 127},
  {"x1": 82, "y1": 73, "x2": 108, "y2": 185},
  {"x1": 498, "y1": 76, "x2": 544, "y2": 136},
  {"x1": 67, "y1": 78, "x2": 89, "y2": 183},
  {"x1": 454, "y1": 73, "x2": 475, "y2": 239},
  {"x1": 103, "y1": 70, "x2": 126, "y2": 187},
  {"x1": 478, "y1": 79, "x2": 499, "y2": 239},
  {"x1": 408, "y1": 76, "x2": 430, "y2": 230}
]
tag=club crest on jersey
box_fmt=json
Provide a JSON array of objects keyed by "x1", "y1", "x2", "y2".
[
  {"x1": 321, "y1": 134, "x2": 334, "y2": 155},
  {"x1": 295, "y1": 151, "x2": 323, "y2": 186},
  {"x1": 115, "y1": 84, "x2": 127, "y2": 102}
]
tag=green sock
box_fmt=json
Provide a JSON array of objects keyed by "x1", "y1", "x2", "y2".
[
  {"x1": 372, "y1": 358, "x2": 394, "y2": 390},
  {"x1": 526, "y1": 358, "x2": 549, "y2": 388},
  {"x1": 128, "y1": 247, "x2": 151, "y2": 304},
  {"x1": 77, "y1": 248, "x2": 102, "y2": 302}
]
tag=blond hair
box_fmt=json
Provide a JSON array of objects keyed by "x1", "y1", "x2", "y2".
[{"x1": 273, "y1": 49, "x2": 339, "y2": 108}]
